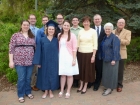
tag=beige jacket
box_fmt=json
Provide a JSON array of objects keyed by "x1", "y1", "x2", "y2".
[{"x1": 112, "y1": 28, "x2": 131, "y2": 59}]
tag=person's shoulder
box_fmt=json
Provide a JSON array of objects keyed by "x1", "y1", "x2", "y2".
[
  {"x1": 123, "y1": 28, "x2": 131, "y2": 33},
  {"x1": 90, "y1": 28, "x2": 96, "y2": 32},
  {"x1": 78, "y1": 26, "x2": 83, "y2": 29}
]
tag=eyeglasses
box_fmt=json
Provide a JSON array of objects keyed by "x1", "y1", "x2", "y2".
[
  {"x1": 118, "y1": 22, "x2": 125, "y2": 24},
  {"x1": 57, "y1": 18, "x2": 63, "y2": 20}
]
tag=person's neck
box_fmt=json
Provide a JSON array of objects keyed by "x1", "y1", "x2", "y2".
[
  {"x1": 84, "y1": 27, "x2": 90, "y2": 30},
  {"x1": 58, "y1": 24, "x2": 63, "y2": 29},
  {"x1": 63, "y1": 31, "x2": 68, "y2": 35},
  {"x1": 22, "y1": 31, "x2": 28, "y2": 34},
  {"x1": 47, "y1": 35, "x2": 53, "y2": 40},
  {"x1": 95, "y1": 25, "x2": 101, "y2": 27},
  {"x1": 72, "y1": 25, "x2": 78, "y2": 28},
  {"x1": 30, "y1": 24, "x2": 35, "y2": 27},
  {"x1": 117, "y1": 28, "x2": 123, "y2": 32}
]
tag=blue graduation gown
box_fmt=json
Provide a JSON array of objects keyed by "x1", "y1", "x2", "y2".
[{"x1": 33, "y1": 35, "x2": 59, "y2": 90}]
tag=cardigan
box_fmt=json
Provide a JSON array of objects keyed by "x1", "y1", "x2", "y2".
[{"x1": 59, "y1": 33, "x2": 77, "y2": 55}]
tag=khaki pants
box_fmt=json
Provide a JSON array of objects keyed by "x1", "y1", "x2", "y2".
[{"x1": 31, "y1": 65, "x2": 38, "y2": 86}]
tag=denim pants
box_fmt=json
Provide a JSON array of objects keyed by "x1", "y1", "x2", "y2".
[{"x1": 15, "y1": 65, "x2": 33, "y2": 98}]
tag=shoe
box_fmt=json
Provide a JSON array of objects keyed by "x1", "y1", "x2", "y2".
[
  {"x1": 58, "y1": 92, "x2": 63, "y2": 98},
  {"x1": 31, "y1": 86, "x2": 39, "y2": 91},
  {"x1": 87, "y1": 83, "x2": 93, "y2": 88},
  {"x1": 42, "y1": 90, "x2": 45, "y2": 92},
  {"x1": 26, "y1": 94, "x2": 34, "y2": 99},
  {"x1": 117, "y1": 88, "x2": 122, "y2": 92},
  {"x1": 93, "y1": 87, "x2": 98, "y2": 91},
  {"x1": 102, "y1": 91, "x2": 112, "y2": 96},
  {"x1": 65, "y1": 93, "x2": 70, "y2": 99},
  {"x1": 81, "y1": 90, "x2": 86, "y2": 94},
  {"x1": 77, "y1": 89, "x2": 82, "y2": 93},
  {"x1": 18, "y1": 97, "x2": 25, "y2": 103}
]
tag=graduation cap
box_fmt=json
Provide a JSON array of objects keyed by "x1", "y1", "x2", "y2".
[{"x1": 46, "y1": 20, "x2": 59, "y2": 28}]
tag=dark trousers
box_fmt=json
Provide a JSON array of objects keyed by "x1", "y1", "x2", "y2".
[
  {"x1": 94, "y1": 58, "x2": 103, "y2": 88},
  {"x1": 118, "y1": 59, "x2": 125, "y2": 88}
]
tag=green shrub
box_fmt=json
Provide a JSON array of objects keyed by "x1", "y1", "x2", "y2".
[
  {"x1": 6, "y1": 68, "x2": 17, "y2": 84},
  {"x1": 126, "y1": 37, "x2": 140, "y2": 63},
  {"x1": 0, "y1": 22, "x2": 18, "y2": 82}
]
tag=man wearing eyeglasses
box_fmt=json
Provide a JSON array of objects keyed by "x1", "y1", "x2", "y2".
[
  {"x1": 112, "y1": 18, "x2": 131, "y2": 92},
  {"x1": 70, "y1": 16, "x2": 83, "y2": 87},
  {"x1": 55, "y1": 13, "x2": 64, "y2": 37}
]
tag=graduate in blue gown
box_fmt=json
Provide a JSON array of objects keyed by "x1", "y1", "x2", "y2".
[{"x1": 33, "y1": 20, "x2": 59, "y2": 98}]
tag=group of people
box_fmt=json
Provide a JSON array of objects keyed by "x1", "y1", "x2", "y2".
[{"x1": 9, "y1": 13, "x2": 131, "y2": 103}]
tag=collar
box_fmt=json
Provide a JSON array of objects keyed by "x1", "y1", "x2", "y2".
[
  {"x1": 95, "y1": 25, "x2": 101, "y2": 29},
  {"x1": 116, "y1": 28, "x2": 123, "y2": 33},
  {"x1": 71, "y1": 26, "x2": 81, "y2": 30}
]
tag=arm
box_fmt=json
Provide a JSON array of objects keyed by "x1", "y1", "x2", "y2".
[
  {"x1": 72, "y1": 34, "x2": 77, "y2": 66},
  {"x1": 32, "y1": 39, "x2": 42, "y2": 67},
  {"x1": 9, "y1": 34, "x2": 16, "y2": 68},
  {"x1": 120, "y1": 31, "x2": 131, "y2": 45},
  {"x1": 91, "y1": 31, "x2": 98, "y2": 63},
  {"x1": 112, "y1": 36, "x2": 121, "y2": 65},
  {"x1": 9, "y1": 54, "x2": 14, "y2": 68}
]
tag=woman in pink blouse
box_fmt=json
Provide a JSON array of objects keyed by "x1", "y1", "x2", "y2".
[
  {"x1": 9, "y1": 20, "x2": 35, "y2": 103},
  {"x1": 58, "y1": 20, "x2": 79, "y2": 98}
]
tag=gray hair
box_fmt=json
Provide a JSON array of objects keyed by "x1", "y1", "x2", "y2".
[{"x1": 104, "y1": 22, "x2": 114, "y2": 30}]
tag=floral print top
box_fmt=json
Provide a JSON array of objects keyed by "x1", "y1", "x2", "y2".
[{"x1": 9, "y1": 32, "x2": 35, "y2": 66}]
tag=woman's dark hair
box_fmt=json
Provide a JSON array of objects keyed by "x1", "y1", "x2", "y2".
[
  {"x1": 58, "y1": 20, "x2": 71, "y2": 41},
  {"x1": 19, "y1": 20, "x2": 34, "y2": 38},
  {"x1": 81, "y1": 16, "x2": 91, "y2": 23}
]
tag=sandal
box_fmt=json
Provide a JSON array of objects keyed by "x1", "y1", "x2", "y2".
[
  {"x1": 18, "y1": 97, "x2": 25, "y2": 103},
  {"x1": 58, "y1": 92, "x2": 63, "y2": 98},
  {"x1": 27, "y1": 94, "x2": 34, "y2": 99},
  {"x1": 65, "y1": 93, "x2": 70, "y2": 99}
]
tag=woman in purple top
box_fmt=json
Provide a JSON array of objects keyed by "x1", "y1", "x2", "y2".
[{"x1": 9, "y1": 20, "x2": 35, "y2": 103}]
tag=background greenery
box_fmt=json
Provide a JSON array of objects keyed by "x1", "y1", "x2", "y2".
[{"x1": 0, "y1": 0, "x2": 140, "y2": 83}]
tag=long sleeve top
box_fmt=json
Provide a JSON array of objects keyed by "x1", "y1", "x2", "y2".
[
  {"x1": 100, "y1": 33, "x2": 121, "y2": 61},
  {"x1": 78, "y1": 28, "x2": 98, "y2": 53},
  {"x1": 9, "y1": 32, "x2": 35, "y2": 66}
]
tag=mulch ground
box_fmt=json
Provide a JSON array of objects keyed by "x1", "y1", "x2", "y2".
[{"x1": 0, "y1": 61, "x2": 140, "y2": 92}]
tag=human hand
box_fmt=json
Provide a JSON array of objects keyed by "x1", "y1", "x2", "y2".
[
  {"x1": 37, "y1": 65, "x2": 41, "y2": 68},
  {"x1": 9, "y1": 61, "x2": 14, "y2": 68},
  {"x1": 91, "y1": 56, "x2": 95, "y2": 63},
  {"x1": 72, "y1": 60, "x2": 76, "y2": 66},
  {"x1": 111, "y1": 61, "x2": 115, "y2": 65}
]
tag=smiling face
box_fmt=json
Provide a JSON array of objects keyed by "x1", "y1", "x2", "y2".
[
  {"x1": 56, "y1": 14, "x2": 64, "y2": 25},
  {"x1": 93, "y1": 15, "x2": 102, "y2": 26},
  {"x1": 21, "y1": 21, "x2": 30, "y2": 32},
  {"x1": 42, "y1": 17, "x2": 49, "y2": 25},
  {"x1": 72, "y1": 17, "x2": 79, "y2": 27},
  {"x1": 28, "y1": 15, "x2": 36, "y2": 26},
  {"x1": 117, "y1": 18, "x2": 125, "y2": 30},
  {"x1": 62, "y1": 21, "x2": 70, "y2": 32},
  {"x1": 47, "y1": 26, "x2": 55, "y2": 36},
  {"x1": 104, "y1": 26, "x2": 112, "y2": 36},
  {"x1": 83, "y1": 20, "x2": 90, "y2": 29}
]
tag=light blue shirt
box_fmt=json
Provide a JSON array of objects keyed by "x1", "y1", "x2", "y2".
[{"x1": 30, "y1": 25, "x2": 39, "y2": 37}]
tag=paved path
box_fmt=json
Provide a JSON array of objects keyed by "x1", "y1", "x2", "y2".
[{"x1": 0, "y1": 81, "x2": 140, "y2": 105}]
